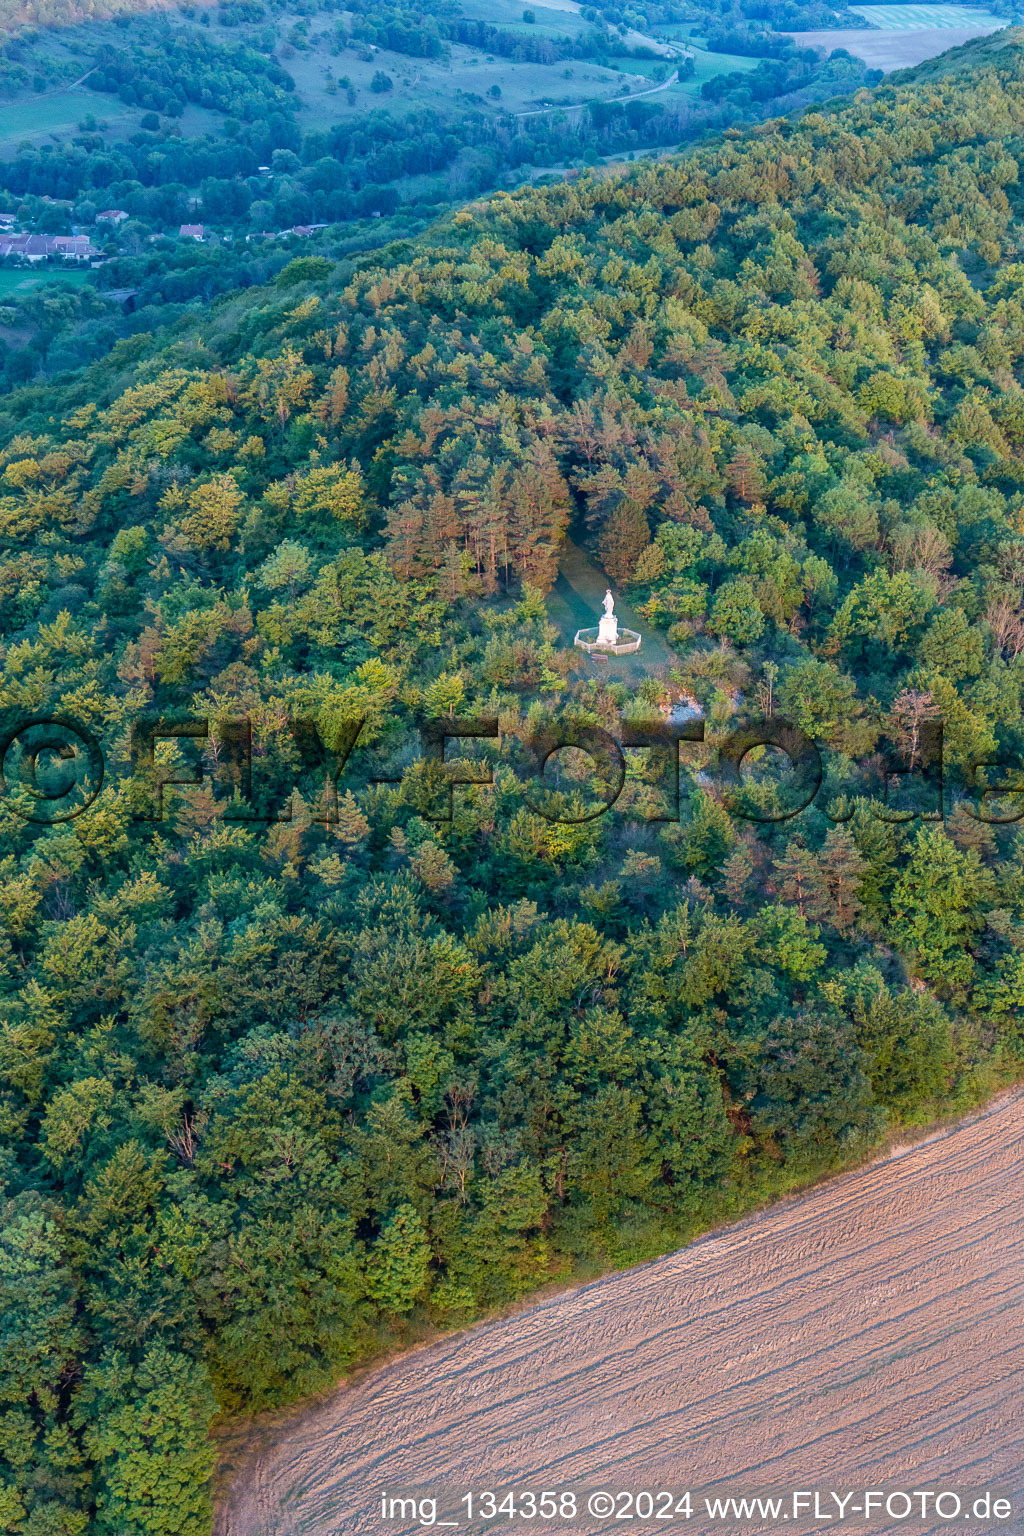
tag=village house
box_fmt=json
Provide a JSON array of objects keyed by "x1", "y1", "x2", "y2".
[
  {"x1": 52, "y1": 236, "x2": 97, "y2": 260},
  {"x1": 96, "y1": 209, "x2": 129, "y2": 225},
  {"x1": 246, "y1": 223, "x2": 329, "y2": 243},
  {"x1": 179, "y1": 223, "x2": 205, "y2": 241},
  {"x1": 0, "y1": 232, "x2": 98, "y2": 262}
]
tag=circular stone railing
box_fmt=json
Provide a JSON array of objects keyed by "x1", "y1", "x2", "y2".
[{"x1": 574, "y1": 626, "x2": 642, "y2": 656}]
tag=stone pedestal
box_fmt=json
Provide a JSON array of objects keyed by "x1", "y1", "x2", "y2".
[{"x1": 597, "y1": 612, "x2": 619, "y2": 647}]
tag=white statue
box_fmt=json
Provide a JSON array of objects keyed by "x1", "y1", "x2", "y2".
[
  {"x1": 597, "y1": 588, "x2": 618, "y2": 646},
  {"x1": 574, "y1": 582, "x2": 641, "y2": 656}
]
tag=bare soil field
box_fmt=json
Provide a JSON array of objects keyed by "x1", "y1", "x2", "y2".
[
  {"x1": 785, "y1": 21, "x2": 1002, "y2": 69},
  {"x1": 218, "y1": 1091, "x2": 1024, "y2": 1536}
]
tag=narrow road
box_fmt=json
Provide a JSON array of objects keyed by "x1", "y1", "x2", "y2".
[{"x1": 514, "y1": 70, "x2": 682, "y2": 120}]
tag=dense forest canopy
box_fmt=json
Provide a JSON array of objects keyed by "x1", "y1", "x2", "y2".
[{"x1": 3, "y1": 30, "x2": 1024, "y2": 1536}]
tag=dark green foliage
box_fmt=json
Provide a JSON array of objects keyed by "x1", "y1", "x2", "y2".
[
  {"x1": 275, "y1": 256, "x2": 333, "y2": 287},
  {"x1": 2, "y1": 40, "x2": 1024, "y2": 1535},
  {"x1": 75, "y1": 1347, "x2": 217, "y2": 1536},
  {"x1": 88, "y1": 32, "x2": 294, "y2": 121},
  {"x1": 598, "y1": 500, "x2": 650, "y2": 583}
]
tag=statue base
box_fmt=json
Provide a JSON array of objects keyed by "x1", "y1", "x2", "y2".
[{"x1": 574, "y1": 625, "x2": 642, "y2": 657}]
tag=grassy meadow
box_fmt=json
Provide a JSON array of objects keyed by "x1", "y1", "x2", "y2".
[
  {"x1": 0, "y1": 86, "x2": 112, "y2": 144},
  {"x1": 0, "y1": 265, "x2": 93, "y2": 293}
]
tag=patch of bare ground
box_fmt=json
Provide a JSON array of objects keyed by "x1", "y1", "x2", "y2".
[
  {"x1": 782, "y1": 22, "x2": 1002, "y2": 70},
  {"x1": 217, "y1": 1090, "x2": 1024, "y2": 1536}
]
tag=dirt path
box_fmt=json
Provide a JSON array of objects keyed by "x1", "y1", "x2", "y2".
[{"x1": 218, "y1": 1090, "x2": 1024, "y2": 1536}]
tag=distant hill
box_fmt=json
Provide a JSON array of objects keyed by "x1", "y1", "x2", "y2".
[{"x1": 0, "y1": 0, "x2": 210, "y2": 32}]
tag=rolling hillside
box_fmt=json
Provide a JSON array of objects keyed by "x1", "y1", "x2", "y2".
[{"x1": 3, "y1": 27, "x2": 1024, "y2": 1536}]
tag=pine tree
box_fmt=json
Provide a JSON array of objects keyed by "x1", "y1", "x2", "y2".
[
  {"x1": 328, "y1": 364, "x2": 349, "y2": 424},
  {"x1": 774, "y1": 839, "x2": 829, "y2": 922},
  {"x1": 820, "y1": 826, "x2": 867, "y2": 933},
  {"x1": 411, "y1": 840, "x2": 456, "y2": 893},
  {"x1": 726, "y1": 445, "x2": 765, "y2": 505},
  {"x1": 682, "y1": 790, "x2": 735, "y2": 881},
  {"x1": 598, "y1": 500, "x2": 650, "y2": 584},
  {"x1": 336, "y1": 790, "x2": 370, "y2": 847},
  {"x1": 945, "y1": 801, "x2": 997, "y2": 859},
  {"x1": 722, "y1": 844, "x2": 754, "y2": 905},
  {"x1": 439, "y1": 540, "x2": 471, "y2": 603},
  {"x1": 506, "y1": 450, "x2": 570, "y2": 593},
  {"x1": 424, "y1": 670, "x2": 466, "y2": 718},
  {"x1": 0, "y1": 1196, "x2": 88, "y2": 1534}
]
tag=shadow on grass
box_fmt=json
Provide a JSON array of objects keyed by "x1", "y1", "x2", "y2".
[{"x1": 545, "y1": 535, "x2": 681, "y2": 683}]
